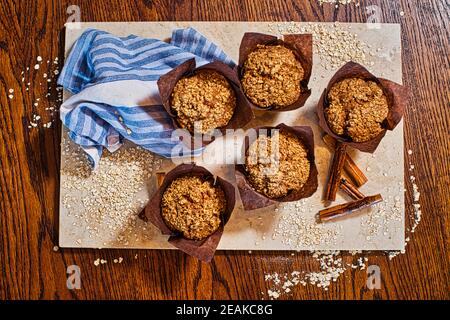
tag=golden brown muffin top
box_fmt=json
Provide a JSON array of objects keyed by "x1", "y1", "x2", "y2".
[
  {"x1": 171, "y1": 69, "x2": 236, "y2": 134},
  {"x1": 325, "y1": 77, "x2": 389, "y2": 142},
  {"x1": 245, "y1": 130, "x2": 310, "y2": 199},
  {"x1": 161, "y1": 175, "x2": 226, "y2": 240},
  {"x1": 241, "y1": 45, "x2": 304, "y2": 109}
]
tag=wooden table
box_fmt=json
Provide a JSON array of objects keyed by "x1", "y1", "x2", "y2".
[{"x1": 0, "y1": 0, "x2": 448, "y2": 300}]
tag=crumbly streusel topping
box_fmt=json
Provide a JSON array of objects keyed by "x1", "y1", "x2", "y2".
[
  {"x1": 170, "y1": 69, "x2": 236, "y2": 134},
  {"x1": 245, "y1": 130, "x2": 310, "y2": 199},
  {"x1": 325, "y1": 78, "x2": 389, "y2": 142},
  {"x1": 161, "y1": 175, "x2": 226, "y2": 240},
  {"x1": 241, "y1": 45, "x2": 304, "y2": 109}
]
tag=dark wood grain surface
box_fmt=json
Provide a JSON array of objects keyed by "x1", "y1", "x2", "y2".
[{"x1": 0, "y1": 0, "x2": 448, "y2": 300}]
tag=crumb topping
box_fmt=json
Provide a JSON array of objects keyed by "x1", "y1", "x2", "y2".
[
  {"x1": 245, "y1": 130, "x2": 310, "y2": 199},
  {"x1": 170, "y1": 69, "x2": 236, "y2": 133},
  {"x1": 241, "y1": 45, "x2": 304, "y2": 109},
  {"x1": 161, "y1": 175, "x2": 226, "y2": 240},
  {"x1": 325, "y1": 78, "x2": 389, "y2": 142}
]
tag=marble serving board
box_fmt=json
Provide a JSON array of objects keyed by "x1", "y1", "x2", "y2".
[{"x1": 59, "y1": 22, "x2": 405, "y2": 251}]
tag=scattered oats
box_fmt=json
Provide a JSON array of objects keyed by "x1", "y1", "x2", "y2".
[
  {"x1": 100, "y1": 259, "x2": 107, "y2": 264},
  {"x1": 53, "y1": 245, "x2": 59, "y2": 252},
  {"x1": 94, "y1": 258, "x2": 100, "y2": 266},
  {"x1": 34, "y1": 64, "x2": 40, "y2": 70},
  {"x1": 8, "y1": 94, "x2": 13, "y2": 99},
  {"x1": 43, "y1": 73, "x2": 47, "y2": 78},
  {"x1": 273, "y1": 21, "x2": 374, "y2": 70},
  {"x1": 272, "y1": 200, "x2": 339, "y2": 248},
  {"x1": 61, "y1": 137, "x2": 161, "y2": 246},
  {"x1": 9, "y1": 88, "x2": 14, "y2": 93},
  {"x1": 37, "y1": 56, "x2": 42, "y2": 62},
  {"x1": 267, "y1": 290, "x2": 280, "y2": 299},
  {"x1": 407, "y1": 149, "x2": 412, "y2": 155},
  {"x1": 118, "y1": 257, "x2": 123, "y2": 263}
]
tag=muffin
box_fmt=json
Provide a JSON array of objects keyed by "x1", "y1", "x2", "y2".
[
  {"x1": 245, "y1": 130, "x2": 310, "y2": 199},
  {"x1": 161, "y1": 175, "x2": 226, "y2": 240},
  {"x1": 325, "y1": 78, "x2": 389, "y2": 142},
  {"x1": 170, "y1": 69, "x2": 236, "y2": 134},
  {"x1": 241, "y1": 44, "x2": 304, "y2": 109}
]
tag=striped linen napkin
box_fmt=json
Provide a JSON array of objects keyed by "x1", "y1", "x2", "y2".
[{"x1": 58, "y1": 28, "x2": 235, "y2": 168}]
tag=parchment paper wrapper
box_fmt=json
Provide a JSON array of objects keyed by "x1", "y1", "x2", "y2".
[
  {"x1": 157, "y1": 58, "x2": 254, "y2": 148},
  {"x1": 238, "y1": 32, "x2": 313, "y2": 112},
  {"x1": 235, "y1": 123, "x2": 318, "y2": 211},
  {"x1": 317, "y1": 61, "x2": 408, "y2": 153},
  {"x1": 142, "y1": 163, "x2": 236, "y2": 262}
]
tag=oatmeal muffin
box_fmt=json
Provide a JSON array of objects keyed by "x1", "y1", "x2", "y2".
[
  {"x1": 161, "y1": 175, "x2": 226, "y2": 240},
  {"x1": 245, "y1": 130, "x2": 310, "y2": 199},
  {"x1": 170, "y1": 69, "x2": 236, "y2": 133},
  {"x1": 241, "y1": 44, "x2": 304, "y2": 109},
  {"x1": 325, "y1": 78, "x2": 389, "y2": 142}
]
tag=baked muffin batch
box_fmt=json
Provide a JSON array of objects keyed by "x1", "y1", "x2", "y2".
[{"x1": 153, "y1": 34, "x2": 399, "y2": 248}]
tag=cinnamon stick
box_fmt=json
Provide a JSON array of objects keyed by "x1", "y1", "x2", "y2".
[
  {"x1": 324, "y1": 142, "x2": 347, "y2": 201},
  {"x1": 343, "y1": 155, "x2": 368, "y2": 187},
  {"x1": 319, "y1": 194, "x2": 383, "y2": 222},
  {"x1": 340, "y1": 178, "x2": 365, "y2": 200},
  {"x1": 323, "y1": 135, "x2": 368, "y2": 187}
]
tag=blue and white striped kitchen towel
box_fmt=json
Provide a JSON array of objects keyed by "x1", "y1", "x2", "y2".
[{"x1": 58, "y1": 28, "x2": 235, "y2": 168}]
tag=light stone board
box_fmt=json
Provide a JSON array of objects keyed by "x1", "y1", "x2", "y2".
[{"x1": 60, "y1": 22, "x2": 404, "y2": 251}]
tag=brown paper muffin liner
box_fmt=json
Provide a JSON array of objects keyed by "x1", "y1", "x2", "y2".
[
  {"x1": 235, "y1": 123, "x2": 318, "y2": 211},
  {"x1": 141, "y1": 163, "x2": 236, "y2": 262},
  {"x1": 157, "y1": 58, "x2": 255, "y2": 148},
  {"x1": 238, "y1": 32, "x2": 313, "y2": 112},
  {"x1": 317, "y1": 61, "x2": 409, "y2": 153}
]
